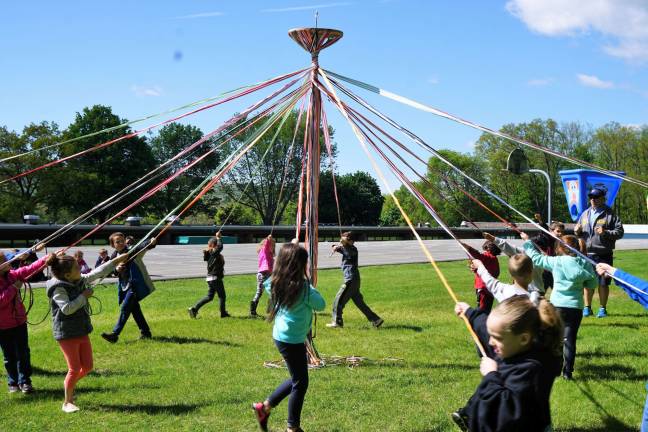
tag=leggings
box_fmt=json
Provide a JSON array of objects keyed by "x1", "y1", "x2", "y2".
[
  {"x1": 252, "y1": 271, "x2": 270, "y2": 304},
  {"x1": 267, "y1": 340, "x2": 309, "y2": 428},
  {"x1": 556, "y1": 307, "x2": 582, "y2": 375},
  {"x1": 58, "y1": 335, "x2": 93, "y2": 396}
]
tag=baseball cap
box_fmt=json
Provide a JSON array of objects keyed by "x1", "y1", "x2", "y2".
[{"x1": 587, "y1": 187, "x2": 606, "y2": 198}]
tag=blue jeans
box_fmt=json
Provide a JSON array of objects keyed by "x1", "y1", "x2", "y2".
[
  {"x1": 0, "y1": 323, "x2": 32, "y2": 386},
  {"x1": 268, "y1": 340, "x2": 309, "y2": 428},
  {"x1": 113, "y1": 289, "x2": 151, "y2": 336}
]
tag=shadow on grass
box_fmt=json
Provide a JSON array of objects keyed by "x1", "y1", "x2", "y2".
[
  {"x1": 582, "y1": 322, "x2": 643, "y2": 330},
  {"x1": 94, "y1": 402, "x2": 206, "y2": 415},
  {"x1": 355, "y1": 360, "x2": 474, "y2": 370},
  {"x1": 577, "y1": 363, "x2": 648, "y2": 381},
  {"x1": 598, "y1": 380, "x2": 644, "y2": 408},
  {"x1": 231, "y1": 315, "x2": 266, "y2": 321},
  {"x1": 606, "y1": 313, "x2": 646, "y2": 318},
  {"x1": 375, "y1": 324, "x2": 424, "y2": 333},
  {"x1": 33, "y1": 366, "x2": 128, "y2": 377},
  {"x1": 560, "y1": 381, "x2": 636, "y2": 432},
  {"x1": 148, "y1": 335, "x2": 241, "y2": 347},
  {"x1": 579, "y1": 350, "x2": 644, "y2": 360},
  {"x1": 20, "y1": 386, "x2": 112, "y2": 401}
]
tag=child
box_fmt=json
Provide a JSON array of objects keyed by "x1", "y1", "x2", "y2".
[
  {"x1": 252, "y1": 243, "x2": 325, "y2": 432},
  {"x1": 482, "y1": 232, "x2": 544, "y2": 296},
  {"x1": 73, "y1": 250, "x2": 91, "y2": 274},
  {"x1": 469, "y1": 254, "x2": 539, "y2": 305},
  {"x1": 461, "y1": 240, "x2": 501, "y2": 314},
  {"x1": 188, "y1": 233, "x2": 230, "y2": 318},
  {"x1": 532, "y1": 215, "x2": 566, "y2": 292},
  {"x1": 522, "y1": 233, "x2": 597, "y2": 379},
  {"x1": 452, "y1": 295, "x2": 563, "y2": 432},
  {"x1": 46, "y1": 253, "x2": 126, "y2": 412},
  {"x1": 95, "y1": 248, "x2": 110, "y2": 269},
  {"x1": 0, "y1": 245, "x2": 49, "y2": 394},
  {"x1": 327, "y1": 231, "x2": 383, "y2": 328},
  {"x1": 250, "y1": 235, "x2": 275, "y2": 317},
  {"x1": 101, "y1": 232, "x2": 156, "y2": 344}
]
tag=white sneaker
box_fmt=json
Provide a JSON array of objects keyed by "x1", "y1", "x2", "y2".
[{"x1": 62, "y1": 403, "x2": 80, "y2": 413}]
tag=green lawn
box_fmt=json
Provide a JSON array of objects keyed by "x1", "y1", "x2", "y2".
[{"x1": 2, "y1": 251, "x2": 647, "y2": 431}]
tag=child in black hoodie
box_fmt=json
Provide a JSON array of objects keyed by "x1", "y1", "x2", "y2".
[
  {"x1": 452, "y1": 295, "x2": 563, "y2": 432},
  {"x1": 188, "y1": 233, "x2": 229, "y2": 318}
]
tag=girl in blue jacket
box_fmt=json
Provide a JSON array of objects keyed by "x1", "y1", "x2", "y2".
[{"x1": 252, "y1": 243, "x2": 325, "y2": 432}]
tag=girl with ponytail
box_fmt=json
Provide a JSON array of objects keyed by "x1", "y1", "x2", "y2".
[
  {"x1": 453, "y1": 296, "x2": 563, "y2": 432},
  {"x1": 46, "y1": 252, "x2": 127, "y2": 413}
]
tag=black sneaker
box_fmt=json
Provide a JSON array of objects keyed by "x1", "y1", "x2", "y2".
[
  {"x1": 139, "y1": 333, "x2": 152, "y2": 340},
  {"x1": 372, "y1": 318, "x2": 384, "y2": 328},
  {"x1": 562, "y1": 371, "x2": 573, "y2": 380},
  {"x1": 188, "y1": 307, "x2": 197, "y2": 319},
  {"x1": 451, "y1": 410, "x2": 469, "y2": 431},
  {"x1": 8, "y1": 384, "x2": 20, "y2": 393},
  {"x1": 20, "y1": 383, "x2": 34, "y2": 394},
  {"x1": 221, "y1": 312, "x2": 231, "y2": 318},
  {"x1": 101, "y1": 332, "x2": 118, "y2": 344}
]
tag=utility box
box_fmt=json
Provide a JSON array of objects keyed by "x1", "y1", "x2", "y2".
[{"x1": 558, "y1": 169, "x2": 624, "y2": 221}]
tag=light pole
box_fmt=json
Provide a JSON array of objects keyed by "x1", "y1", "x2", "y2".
[{"x1": 505, "y1": 148, "x2": 552, "y2": 223}]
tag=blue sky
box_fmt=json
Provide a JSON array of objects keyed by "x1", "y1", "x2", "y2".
[{"x1": 2, "y1": 1, "x2": 647, "y2": 188}]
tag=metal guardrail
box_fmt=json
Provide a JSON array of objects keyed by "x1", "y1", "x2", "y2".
[{"x1": 0, "y1": 223, "x2": 553, "y2": 247}]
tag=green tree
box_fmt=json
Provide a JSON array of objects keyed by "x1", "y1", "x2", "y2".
[
  {"x1": 474, "y1": 119, "x2": 593, "y2": 223},
  {"x1": 149, "y1": 123, "x2": 220, "y2": 217},
  {"x1": 50, "y1": 105, "x2": 156, "y2": 222},
  {"x1": 219, "y1": 110, "x2": 336, "y2": 225},
  {"x1": 590, "y1": 122, "x2": 646, "y2": 223},
  {"x1": 0, "y1": 122, "x2": 61, "y2": 222},
  {"x1": 319, "y1": 171, "x2": 384, "y2": 225}
]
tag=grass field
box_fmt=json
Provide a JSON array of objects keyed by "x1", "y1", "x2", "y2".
[{"x1": 1, "y1": 251, "x2": 647, "y2": 431}]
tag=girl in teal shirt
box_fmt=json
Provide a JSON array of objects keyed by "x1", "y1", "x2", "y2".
[
  {"x1": 252, "y1": 243, "x2": 325, "y2": 432},
  {"x1": 522, "y1": 233, "x2": 597, "y2": 379}
]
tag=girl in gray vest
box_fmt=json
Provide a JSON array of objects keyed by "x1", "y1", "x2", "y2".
[{"x1": 46, "y1": 253, "x2": 126, "y2": 413}]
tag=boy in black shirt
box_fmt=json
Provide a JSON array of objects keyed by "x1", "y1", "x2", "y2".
[{"x1": 188, "y1": 233, "x2": 230, "y2": 318}]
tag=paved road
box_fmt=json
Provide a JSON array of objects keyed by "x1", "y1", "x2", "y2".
[{"x1": 38, "y1": 238, "x2": 648, "y2": 282}]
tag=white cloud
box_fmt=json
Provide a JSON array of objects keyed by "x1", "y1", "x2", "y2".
[
  {"x1": 527, "y1": 78, "x2": 553, "y2": 86},
  {"x1": 261, "y1": 3, "x2": 352, "y2": 13},
  {"x1": 506, "y1": 0, "x2": 648, "y2": 62},
  {"x1": 576, "y1": 73, "x2": 614, "y2": 89},
  {"x1": 427, "y1": 76, "x2": 439, "y2": 85},
  {"x1": 131, "y1": 85, "x2": 163, "y2": 97},
  {"x1": 173, "y1": 11, "x2": 224, "y2": 19}
]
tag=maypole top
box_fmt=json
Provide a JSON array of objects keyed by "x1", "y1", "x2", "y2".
[{"x1": 288, "y1": 27, "x2": 343, "y2": 60}]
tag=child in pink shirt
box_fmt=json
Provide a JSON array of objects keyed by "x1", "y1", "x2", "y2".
[
  {"x1": 0, "y1": 245, "x2": 51, "y2": 393},
  {"x1": 250, "y1": 235, "x2": 275, "y2": 317}
]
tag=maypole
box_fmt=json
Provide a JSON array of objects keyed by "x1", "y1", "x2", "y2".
[{"x1": 288, "y1": 26, "x2": 343, "y2": 365}]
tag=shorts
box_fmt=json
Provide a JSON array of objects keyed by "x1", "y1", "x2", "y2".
[{"x1": 588, "y1": 253, "x2": 613, "y2": 287}]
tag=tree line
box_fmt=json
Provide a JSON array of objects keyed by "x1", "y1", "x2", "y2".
[
  {"x1": 0, "y1": 105, "x2": 384, "y2": 227},
  {"x1": 380, "y1": 119, "x2": 648, "y2": 226},
  {"x1": 2, "y1": 109, "x2": 646, "y2": 228}
]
